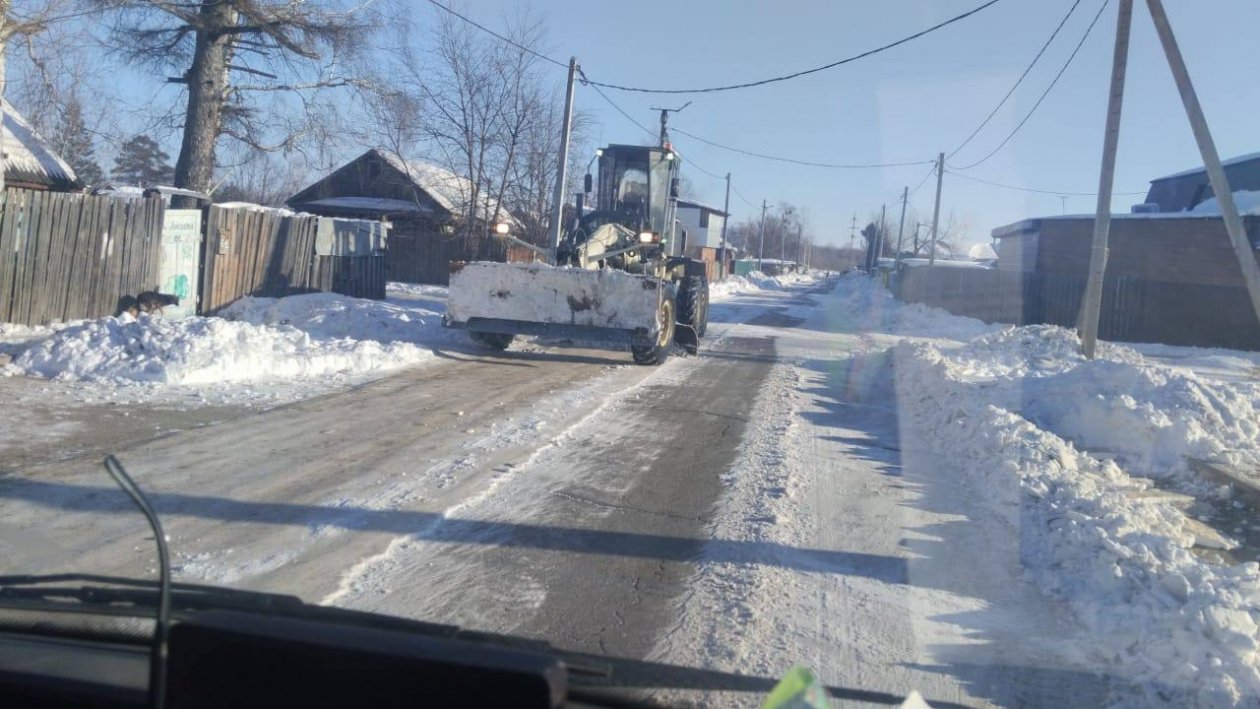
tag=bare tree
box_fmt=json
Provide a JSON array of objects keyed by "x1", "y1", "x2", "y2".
[
  {"x1": 0, "y1": 0, "x2": 81, "y2": 193},
  {"x1": 362, "y1": 6, "x2": 568, "y2": 251},
  {"x1": 212, "y1": 142, "x2": 310, "y2": 205},
  {"x1": 98, "y1": 1, "x2": 378, "y2": 203}
]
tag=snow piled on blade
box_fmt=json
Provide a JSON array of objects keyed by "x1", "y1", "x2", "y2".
[
  {"x1": 446, "y1": 261, "x2": 661, "y2": 330},
  {"x1": 892, "y1": 324, "x2": 1260, "y2": 704},
  {"x1": 5, "y1": 293, "x2": 448, "y2": 388}
]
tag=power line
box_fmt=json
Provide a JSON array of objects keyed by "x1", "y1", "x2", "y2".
[
  {"x1": 948, "y1": 0, "x2": 1083, "y2": 159},
  {"x1": 949, "y1": 0, "x2": 1111, "y2": 171},
  {"x1": 424, "y1": 0, "x2": 569, "y2": 69},
  {"x1": 672, "y1": 127, "x2": 932, "y2": 170},
  {"x1": 579, "y1": 70, "x2": 656, "y2": 138},
  {"x1": 731, "y1": 184, "x2": 759, "y2": 210},
  {"x1": 583, "y1": 0, "x2": 1004, "y2": 94},
  {"x1": 909, "y1": 163, "x2": 938, "y2": 197},
  {"x1": 946, "y1": 169, "x2": 1146, "y2": 196}
]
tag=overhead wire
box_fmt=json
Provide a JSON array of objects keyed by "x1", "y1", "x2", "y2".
[
  {"x1": 671, "y1": 127, "x2": 932, "y2": 170},
  {"x1": 581, "y1": 0, "x2": 1004, "y2": 94},
  {"x1": 423, "y1": 0, "x2": 569, "y2": 69},
  {"x1": 949, "y1": 0, "x2": 1112, "y2": 171},
  {"x1": 947, "y1": 0, "x2": 1083, "y2": 159},
  {"x1": 946, "y1": 169, "x2": 1147, "y2": 196}
]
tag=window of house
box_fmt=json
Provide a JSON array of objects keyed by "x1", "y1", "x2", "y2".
[{"x1": 699, "y1": 210, "x2": 710, "y2": 228}]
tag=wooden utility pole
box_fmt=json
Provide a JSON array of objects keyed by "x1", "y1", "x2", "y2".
[
  {"x1": 929, "y1": 152, "x2": 944, "y2": 266},
  {"x1": 548, "y1": 57, "x2": 579, "y2": 260},
  {"x1": 1078, "y1": 0, "x2": 1133, "y2": 359},
  {"x1": 718, "y1": 172, "x2": 731, "y2": 280},
  {"x1": 877, "y1": 204, "x2": 887, "y2": 267},
  {"x1": 1145, "y1": 0, "x2": 1260, "y2": 337}
]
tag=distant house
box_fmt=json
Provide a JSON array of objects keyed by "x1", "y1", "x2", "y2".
[
  {"x1": 1140, "y1": 151, "x2": 1260, "y2": 213},
  {"x1": 287, "y1": 149, "x2": 526, "y2": 285},
  {"x1": 288, "y1": 149, "x2": 516, "y2": 227},
  {"x1": 675, "y1": 198, "x2": 728, "y2": 250},
  {"x1": 2, "y1": 100, "x2": 79, "y2": 192}
]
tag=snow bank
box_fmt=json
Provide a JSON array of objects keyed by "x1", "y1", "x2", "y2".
[
  {"x1": 708, "y1": 275, "x2": 762, "y2": 301},
  {"x1": 8, "y1": 314, "x2": 431, "y2": 386},
  {"x1": 832, "y1": 271, "x2": 997, "y2": 340},
  {"x1": 221, "y1": 292, "x2": 452, "y2": 348},
  {"x1": 4, "y1": 293, "x2": 451, "y2": 390},
  {"x1": 387, "y1": 282, "x2": 449, "y2": 300},
  {"x1": 892, "y1": 326, "x2": 1260, "y2": 704},
  {"x1": 744, "y1": 270, "x2": 815, "y2": 290}
]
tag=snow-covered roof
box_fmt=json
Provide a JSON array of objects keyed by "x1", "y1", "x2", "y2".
[
  {"x1": 899, "y1": 257, "x2": 991, "y2": 269},
  {"x1": 378, "y1": 152, "x2": 519, "y2": 226},
  {"x1": 302, "y1": 196, "x2": 432, "y2": 215},
  {"x1": 1188, "y1": 189, "x2": 1260, "y2": 216},
  {"x1": 2, "y1": 99, "x2": 78, "y2": 190},
  {"x1": 1151, "y1": 151, "x2": 1260, "y2": 182},
  {"x1": 677, "y1": 198, "x2": 728, "y2": 216}
]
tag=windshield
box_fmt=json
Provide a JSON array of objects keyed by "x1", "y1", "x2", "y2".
[{"x1": 5, "y1": 1, "x2": 1260, "y2": 707}]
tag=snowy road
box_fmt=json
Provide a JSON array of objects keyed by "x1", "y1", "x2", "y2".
[{"x1": 1, "y1": 279, "x2": 1141, "y2": 707}]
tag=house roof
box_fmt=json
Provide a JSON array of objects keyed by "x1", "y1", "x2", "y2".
[
  {"x1": 377, "y1": 151, "x2": 518, "y2": 226},
  {"x1": 1151, "y1": 151, "x2": 1260, "y2": 182},
  {"x1": 300, "y1": 196, "x2": 433, "y2": 216},
  {"x1": 677, "y1": 198, "x2": 728, "y2": 216},
  {"x1": 3, "y1": 99, "x2": 78, "y2": 190}
]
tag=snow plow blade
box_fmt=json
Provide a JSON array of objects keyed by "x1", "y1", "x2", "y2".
[{"x1": 444, "y1": 261, "x2": 664, "y2": 348}]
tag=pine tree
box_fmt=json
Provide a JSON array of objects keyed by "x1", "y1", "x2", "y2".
[
  {"x1": 50, "y1": 99, "x2": 103, "y2": 187},
  {"x1": 111, "y1": 134, "x2": 175, "y2": 187}
]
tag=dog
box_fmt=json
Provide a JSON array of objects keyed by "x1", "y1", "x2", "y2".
[
  {"x1": 137, "y1": 291, "x2": 180, "y2": 315},
  {"x1": 114, "y1": 291, "x2": 180, "y2": 319}
]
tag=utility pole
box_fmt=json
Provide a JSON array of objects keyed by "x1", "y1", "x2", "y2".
[
  {"x1": 1078, "y1": 0, "x2": 1132, "y2": 359},
  {"x1": 718, "y1": 172, "x2": 731, "y2": 280},
  {"x1": 929, "y1": 152, "x2": 944, "y2": 266},
  {"x1": 796, "y1": 222, "x2": 804, "y2": 266},
  {"x1": 547, "y1": 57, "x2": 579, "y2": 261},
  {"x1": 757, "y1": 199, "x2": 769, "y2": 273},
  {"x1": 650, "y1": 100, "x2": 692, "y2": 148},
  {"x1": 895, "y1": 185, "x2": 908, "y2": 268},
  {"x1": 1145, "y1": 0, "x2": 1260, "y2": 342},
  {"x1": 877, "y1": 204, "x2": 887, "y2": 268},
  {"x1": 1059, "y1": 195, "x2": 1068, "y2": 214}
]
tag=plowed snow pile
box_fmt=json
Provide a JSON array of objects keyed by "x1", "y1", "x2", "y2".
[
  {"x1": 3, "y1": 293, "x2": 446, "y2": 391},
  {"x1": 890, "y1": 320, "x2": 1260, "y2": 705}
]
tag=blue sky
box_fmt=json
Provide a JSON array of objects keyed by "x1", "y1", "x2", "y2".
[
  {"x1": 451, "y1": 0, "x2": 1260, "y2": 248},
  {"x1": 88, "y1": 0, "x2": 1260, "y2": 249}
]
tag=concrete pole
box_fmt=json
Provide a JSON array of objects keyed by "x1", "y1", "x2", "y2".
[
  {"x1": 718, "y1": 172, "x2": 731, "y2": 280},
  {"x1": 1079, "y1": 0, "x2": 1133, "y2": 359},
  {"x1": 547, "y1": 57, "x2": 579, "y2": 261},
  {"x1": 1144, "y1": 0, "x2": 1260, "y2": 336},
  {"x1": 895, "y1": 185, "x2": 908, "y2": 268},
  {"x1": 757, "y1": 199, "x2": 768, "y2": 273},
  {"x1": 929, "y1": 152, "x2": 944, "y2": 266}
]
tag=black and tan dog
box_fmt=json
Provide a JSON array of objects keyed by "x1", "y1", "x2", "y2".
[{"x1": 114, "y1": 292, "x2": 180, "y2": 318}]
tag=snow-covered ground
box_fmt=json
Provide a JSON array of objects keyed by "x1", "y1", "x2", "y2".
[
  {"x1": 7, "y1": 268, "x2": 1260, "y2": 705},
  {"x1": 659, "y1": 273, "x2": 1260, "y2": 706},
  {"x1": 0, "y1": 284, "x2": 459, "y2": 406}
]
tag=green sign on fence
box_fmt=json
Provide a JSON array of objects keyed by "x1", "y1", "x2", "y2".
[{"x1": 160, "y1": 210, "x2": 202, "y2": 319}]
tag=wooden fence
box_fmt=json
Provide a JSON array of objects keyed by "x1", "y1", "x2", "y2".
[
  {"x1": 387, "y1": 231, "x2": 537, "y2": 285},
  {"x1": 0, "y1": 188, "x2": 164, "y2": 325},
  {"x1": 200, "y1": 206, "x2": 387, "y2": 314},
  {"x1": 894, "y1": 266, "x2": 1260, "y2": 350}
]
